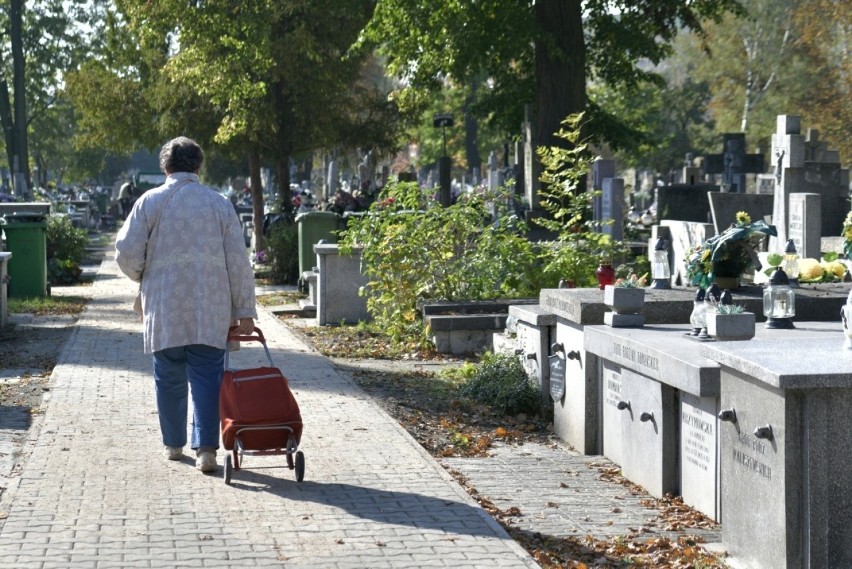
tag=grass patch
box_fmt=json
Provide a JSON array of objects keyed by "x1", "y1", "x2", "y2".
[
  {"x1": 257, "y1": 291, "x2": 306, "y2": 306},
  {"x1": 9, "y1": 295, "x2": 88, "y2": 316},
  {"x1": 86, "y1": 231, "x2": 114, "y2": 248},
  {"x1": 293, "y1": 320, "x2": 454, "y2": 360}
]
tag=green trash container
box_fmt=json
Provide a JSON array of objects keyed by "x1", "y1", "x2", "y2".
[
  {"x1": 295, "y1": 210, "x2": 341, "y2": 276},
  {"x1": 0, "y1": 212, "x2": 48, "y2": 298},
  {"x1": 94, "y1": 193, "x2": 109, "y2": 216}
]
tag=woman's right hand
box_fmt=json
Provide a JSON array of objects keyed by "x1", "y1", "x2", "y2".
[{"x1": 234, "y1": 318, "x2": 255, "y2": 335}]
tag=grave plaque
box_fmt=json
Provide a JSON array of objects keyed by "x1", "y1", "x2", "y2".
[
  {"x1": 601, "y1": 359, "x2": 624, "y2": 465},
  {"x1": 787, "y1": 192, "x2": 821, "y2": 260},
  {"x1": 755, "y1": 173, "x2": 775, "y2": 195},
  {"x1": 680, "y1": 393, "x2": 719, "y2": 520},
  {"x1": 549, "y1": 352, "x2": 565, "y2": 402}
]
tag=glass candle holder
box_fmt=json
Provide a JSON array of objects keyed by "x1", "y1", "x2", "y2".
[{"x1": 764, "y1": 267, "x2": 796, "y2": 329}]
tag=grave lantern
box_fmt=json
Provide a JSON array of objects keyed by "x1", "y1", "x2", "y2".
[
  {"x1": 689, "y1": 288, "x2": 707, "y2": 336},
  {"x1": 782, "y1": 239, "x2": 800, "y2": 287},
  {"x1": 763, "y1": 266, "x2": 796, "y2": 329},
  {"x1": 842, "y1": 289, "x2": 852, "y2": 349},
  {"x1": 595, "y1": 257, "x2": 616, "y2": 289},
  {"x1": 650, "y1": 238, "x2": 671, "y2": 289}
]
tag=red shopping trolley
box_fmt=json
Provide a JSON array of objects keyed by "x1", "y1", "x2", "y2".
[{"x1": 220, "y1": 326, "x2": 304, "y2": 484}]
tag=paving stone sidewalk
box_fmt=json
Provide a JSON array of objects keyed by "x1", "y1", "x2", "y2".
[
  {"x1": 0, "y1": 255, "x2": 536, "y2": 569},
  {"x1": 0, "y1": 253, "x2": 722, "y2": 569}
]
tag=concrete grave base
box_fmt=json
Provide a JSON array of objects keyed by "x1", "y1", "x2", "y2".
[
  {"x1": 618, "y1": 368, "x2": 678, "y2": 498},
  {"x1": 604, "y1": 313, "x2": 645, "y2": 328},
  {"x1": 553, "y1": 320, "x2": 598, "y2": 454}
]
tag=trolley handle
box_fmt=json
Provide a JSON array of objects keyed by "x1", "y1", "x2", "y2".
[
  {"x1": 227, "y1": 326, "x2": 266, "y2": 344},
  {"x1": 225, "y1": 326, "x2": 275, "y2": 369}
]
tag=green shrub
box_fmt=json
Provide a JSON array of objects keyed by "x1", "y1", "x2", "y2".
[
  {"x1": 535, "y1": 113, "x2": 629, "y2": 287},
  {"x1": 45, "y1": 215, "x2": 88, "y2": 285},
  {"x1": 340, "y1": 182, "x2": 543, "y2": 347},
  {"x1": 46, "y1": 215, "x2": 87, "y2": 263},
  {"x1": 265, "y1": 221, "x2": 299, "y2": 284},
  {"x1": 48, "y1": 258, "x2": 83, "y2": 284},
  {"x1": 458, "y1": 351, "x2": 540, "y2": 416}
]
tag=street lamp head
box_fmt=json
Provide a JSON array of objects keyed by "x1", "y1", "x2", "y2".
[{"x1": 433, "y1": 114, "x2": 454, "y2": 128}]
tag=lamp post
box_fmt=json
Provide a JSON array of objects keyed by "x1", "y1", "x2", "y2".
[{"x1": 433, "y1": 113, "x2": 454, "y2": 207}]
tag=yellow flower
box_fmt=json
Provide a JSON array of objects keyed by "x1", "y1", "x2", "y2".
[
  {"x1": 736, "y1": 211, "x2": 751, "y2": 225},
  {"x1": 822, "y1": 260, "x2": 846, "y2": 278},
  {"x1": 844, "y1": 227, "x2": 852, "y2": 240},
  {"x1": 798, "y1": 258, "x2": 824, "y2": 280},
  {"x1": 700, "y1": 249, "x2": 711, "y2": 262}
]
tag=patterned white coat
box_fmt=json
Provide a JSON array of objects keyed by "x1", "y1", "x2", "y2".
[{"x1": 115, "y1": 172, "x2": 257, "y2": 354}]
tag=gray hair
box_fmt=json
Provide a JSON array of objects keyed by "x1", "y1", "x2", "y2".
[{"x1": 159, "y1": 136, "x2": 204, "y2": 174}]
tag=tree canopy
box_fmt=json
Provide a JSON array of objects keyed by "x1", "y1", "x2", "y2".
[
  {"x1": 363, "y1": 0, "x2": 743, "y2": 167},
  {"x1": 67, "y1": 1, "x2": 400, "y2": 190},
  {"x1": 0, "y1": 0, "x2": 100, "y2": 194}
]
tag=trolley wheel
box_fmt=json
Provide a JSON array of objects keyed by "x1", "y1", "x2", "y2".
[
  {"x1": 295, "y1": 451, "x2": 305, "y2": 482},
  {"x1": 224, "y1": 454, "x2": 233, "y2": 485}
]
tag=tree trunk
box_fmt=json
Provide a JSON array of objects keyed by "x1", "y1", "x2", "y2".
[
  {"x1": 248, "y1": 148, "x2": 265, "y2": 253},
  {"x1": 11, "y1": 0, "x2": 30, "y2": 198},
  {"x1": 301, "y1": 156, "x2": 312, "y2": 188},
  {"x1": 740, "y1": 68, "x2": 752, "y2": 133},
  {"x1": 534, "y1": 0, "x2": 586, "y2": 192},
  {"x1": 277, "y1": 158, "x2": 292, "y2": 215},
  {"x1": 463, "y1": 86, "x2": 481, "y2": 178},
  {"x1": 0, "y1": 81, "x2": 15, "y2": 184}
]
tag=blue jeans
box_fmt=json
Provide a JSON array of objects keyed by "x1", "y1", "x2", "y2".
[{"x1": 153, "y1": 344, "x2": 225, "y2": 451}]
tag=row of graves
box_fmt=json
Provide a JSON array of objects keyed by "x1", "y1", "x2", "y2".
[
  {"x1": 491, "y1": 115, "x2": 851, "y2": 569},
  {"x1": 301, "y1": 114, "x2": 852, "y2": 568}
]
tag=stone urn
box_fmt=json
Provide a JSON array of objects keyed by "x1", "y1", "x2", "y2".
[
  {"x1": 603, "y1": 285, "x2": 645, "y2": 327},
  {"x1": 713, "y1": 275, "x2": 740, "y2": 290},
  {"x1": 706, "y1": 311, "x2": 755, "y2": 341}
]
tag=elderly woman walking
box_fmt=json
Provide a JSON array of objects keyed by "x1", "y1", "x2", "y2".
[{"x1": 115, "y1": 136, "x2": 256, "y2": 473}]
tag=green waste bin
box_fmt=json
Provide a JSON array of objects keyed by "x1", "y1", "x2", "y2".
[
  {"x1": 0, "y1": 212, "x2": 48, "y2": 298},
  {"x1": 94, "y1": 193, "x2": 109, "y2": 216},
  {"x1": 295, "y1": 210, "x2": 341, "y2": 276}
]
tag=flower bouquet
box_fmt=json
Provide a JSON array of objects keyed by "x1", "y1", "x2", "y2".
[
  {"x1": 796, "y1": 256, "x2": 846, "y2": 283},
  {"x1": 843, "y1": 211, "x2": 852, "y2": 260},
  {"x1": 685, "y1": 212, "x2": 777, "y2": 289}
]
